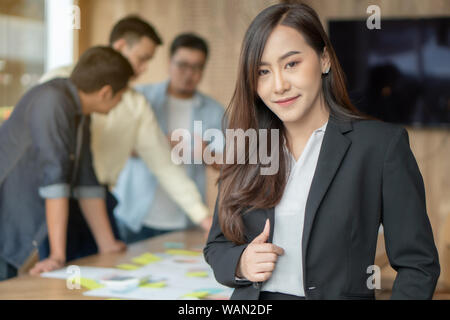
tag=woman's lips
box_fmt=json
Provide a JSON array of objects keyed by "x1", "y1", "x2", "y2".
[{"x1": 274, "y1": 94, "x2": 301, "y2": 107}]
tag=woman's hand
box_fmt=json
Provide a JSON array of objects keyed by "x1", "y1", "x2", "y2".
[
  {"x1": 29, "y1": 256, "x2": 65, "y2": 276},
  {"x1": 236, "y1": 219, "x2": 284, "y2": 282}
]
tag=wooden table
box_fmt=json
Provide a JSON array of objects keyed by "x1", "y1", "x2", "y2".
[
  {"x1": 0, "y1": 228, "x2": 207, "y2": 300},
  {"x1": 4, "y1": 229, "x2": 439, "y2": 300}
]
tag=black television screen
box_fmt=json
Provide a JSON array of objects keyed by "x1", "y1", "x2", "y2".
[{"x1": 329, "y1": 17, "x2": 450, "y2": 127}]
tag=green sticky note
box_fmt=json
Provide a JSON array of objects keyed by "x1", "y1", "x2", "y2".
[
  {"x1": 183, "y1": 291, "x2": 210, "y2": 298},
  {"x1": 166, "y1": 249, "x2": 202, "y2": 256},
  {"x1": 164, "y1": 242, "x2": 184, "y2": 249},
  {"x1": 79, "y1": 277, "x2": 104, "y2": 290},
  {"x1": 196, "y1": 288, "x2": 223, "y2": 295},
  {"x1": 139, "y1": 281, "x2": 167, "y2": 288},
  {"x1": 116, "y1": 264, "x2": 140, "y2": 270},
  {"x1": 186, "y1": 271, "x2": 209, "y2": 278}
]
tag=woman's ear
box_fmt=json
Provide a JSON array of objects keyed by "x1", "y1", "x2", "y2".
[{"x1": 321, "y1": 47, "x2": 331, "y2": 74}]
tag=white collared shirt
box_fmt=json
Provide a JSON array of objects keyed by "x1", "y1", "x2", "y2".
[
  {"x1": 261, "y1": 121, "x2": 328, "y2": 296},
  {"x1": 143, "y1": 95, "x2": 196, "y2": 229}
]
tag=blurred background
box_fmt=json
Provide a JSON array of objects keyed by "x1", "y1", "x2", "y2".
[{"x1": 0, "y1": 0, "x2": 449, "y2": 299}]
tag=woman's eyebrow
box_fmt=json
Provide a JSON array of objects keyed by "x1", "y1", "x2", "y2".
[
  {"x1": 279, "y1": 50, "x2": 301, "y2": 61},
  {"x1": 260, "y1": 50, "x2": 301, "y2": 66}
]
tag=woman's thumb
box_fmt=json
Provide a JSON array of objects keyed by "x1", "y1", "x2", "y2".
[{"x1": 252, "y1": 219, "x2": 270, "y2": 244}]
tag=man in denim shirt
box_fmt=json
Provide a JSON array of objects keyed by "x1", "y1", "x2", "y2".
[
  {"x1": 0, "y1": 47, "x2": 134, "y2": 280},
  {"x1": 113, "y1": 33, "x2": 225, "y2": 243}
]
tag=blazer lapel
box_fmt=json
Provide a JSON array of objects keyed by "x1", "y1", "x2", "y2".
[
  {"x1": 264, "y1": 116, "x2": 353, "y2": 248},
  {"x1": 301, "y1": 116, "x2": 353, "y2": 263}
]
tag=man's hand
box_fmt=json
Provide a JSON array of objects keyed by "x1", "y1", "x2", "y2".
[
  {"x1": 29, "y1": 256, "x2": 65, "y2": 276},
  {"x1": 78, "y1": 198, "x2": 126, "y2": 255},
  {"x1": 98, "y1": 239, "x2": 127, "y2": 254},
  {"x1": 236, "y1": 219, "x2": 284, "y2": 282}
]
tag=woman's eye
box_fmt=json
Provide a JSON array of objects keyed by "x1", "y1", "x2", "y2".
[
  {"x1": 258, "y1": 69, "x2": 269, "y2": 76},
  {"x1": 286, "y1": 61, "x2": 299, "y2": 68}
]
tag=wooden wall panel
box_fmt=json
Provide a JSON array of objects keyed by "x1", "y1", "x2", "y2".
[{"x1": 77, "y1": 0, "x2": 278, "y2": 106}]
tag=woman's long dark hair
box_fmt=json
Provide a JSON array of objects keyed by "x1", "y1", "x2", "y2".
[{"x1": 219, "y1": 3, "x2": 369, "y2": 244}]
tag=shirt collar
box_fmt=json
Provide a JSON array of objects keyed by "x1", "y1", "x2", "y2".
[
  {"x1": 163, "y1": 79, "x2": 203, "y2": 109},
  {"x1": 283, "y1": 120, "x2": 329, "y2": 148},
  {"x1": 314, "y1": 120, "x2": 328, "y2": 133},
  {"x1": 283, "y1": 120, "x2": 328, "y2": 162}
]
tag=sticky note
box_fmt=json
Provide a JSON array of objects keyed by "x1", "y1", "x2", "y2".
[
  {"x1": 79, "y1": 277, "x2": 104, "y2": 290},
  {"x1": 164, "y1": 242, "x2": 184, "y2": 249},
  {"x1": 165, "y1": 249, "x2": 202, "y2": 256},
  {"x1": 131, "y1": 253, "x2": 162, "y2": 265},
  {"x1": 196, "y1": 288, "x2": 224, "y2": 295},
  {"x1": 139, "y1": 281, "x2": 167, "y2": 288},
  {"x1": 140, "y1": 252, "x2": 161, "y2": 260},
  {"x1": 116, "y1": 264, "x2": 140, "y2": 270},
  {"x1": 183, "y1": 291, "x2": 210, "y2": 298},
  {"x1": 186, "y1": 271, "x2": 208, "y2": 278}
]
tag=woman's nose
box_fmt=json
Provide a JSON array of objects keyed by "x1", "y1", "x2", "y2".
[{"x1": 273, "y1": 71, "x2": 289, "y2": 94}]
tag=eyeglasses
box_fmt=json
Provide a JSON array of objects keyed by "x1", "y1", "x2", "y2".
[{"x1": 172, "y1": 60, "x2": 205, "y2": 73}]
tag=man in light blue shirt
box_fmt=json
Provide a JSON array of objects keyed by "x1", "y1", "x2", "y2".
[{"x1": 113, "y1": 33, "x2": 224, "y2": 243}]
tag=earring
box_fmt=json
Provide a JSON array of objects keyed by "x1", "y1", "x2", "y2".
[{"x1": 323, "y1": 66, "x2": 330, "y2": 75}]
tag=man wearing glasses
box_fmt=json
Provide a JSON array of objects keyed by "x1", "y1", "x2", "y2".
[{"x1": 114, "y1": 33, "x2": 225, "y2": 243}]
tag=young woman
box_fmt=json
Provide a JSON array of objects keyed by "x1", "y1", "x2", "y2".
[{"x1": 204, "y1": 3, "x2": 440, "y2": 300}]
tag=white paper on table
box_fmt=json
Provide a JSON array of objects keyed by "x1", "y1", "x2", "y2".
[
  {"x1": 83, "y1": 282, "x2": 233, "y2": 300},
  {"x1": 83, "y1": 286, "x2": 200, "y2": 300},
  {"x1": 41, "y1": 266, "x2": 131, "y2": 281},
  {"x1": 40, "y1": 253, "x2": 234, "y2": 300}
]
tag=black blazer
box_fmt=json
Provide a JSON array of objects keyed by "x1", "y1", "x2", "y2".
[{"x1": 204, "y1": 115, "x2": 440, "y2": 300}]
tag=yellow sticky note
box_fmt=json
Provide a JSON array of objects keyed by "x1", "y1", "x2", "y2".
[
  {"x1": 132, "y1": 253, "x2": 162, "y2": 265},
  {"x1": 183, "y1": 291, "x2": 210, "y2": 298},
  {"x1": 116, "y1": 264, "x2": 140, "y2": 270},
  {"x1": 139, "y1": 281, "x2": 167, "y2": 288},
  {"x1": 186, "y1": 271, "x2": 208, "y2": 278},
  {"x1": 144, "y1": 253, "x2": 162, "y2": 261},
  {"x1": 165, "y1": 249, "x2": 202, "y2": 256},
  {"x1": 79, "y1": 277, "x2": 104, "y2": 290}
]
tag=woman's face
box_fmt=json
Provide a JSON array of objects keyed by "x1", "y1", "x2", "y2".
[{"x1": 256, "y1": 25, "x2": 330, "y2": 126}]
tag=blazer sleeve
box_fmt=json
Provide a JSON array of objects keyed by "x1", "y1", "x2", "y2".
[
  {"x1": 381, "y1": 127, "x2": 440, "y2": 299},
  {"x1": 203, "y1": 187, "x2": 253, "y2": 288}
]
